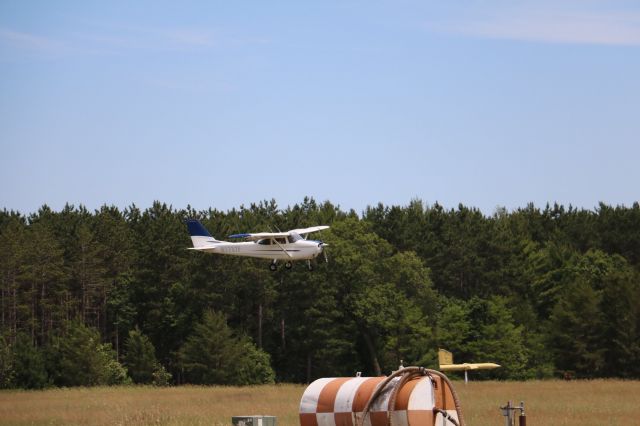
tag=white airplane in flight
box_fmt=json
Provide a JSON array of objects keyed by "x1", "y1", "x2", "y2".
[{"x1": 186, "y1": 219, "x2": 329, "y2": 271}]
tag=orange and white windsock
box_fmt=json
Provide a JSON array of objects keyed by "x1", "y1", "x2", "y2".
[{"x1": 299, "y1": 375, "x2": 459, "y2": 426}]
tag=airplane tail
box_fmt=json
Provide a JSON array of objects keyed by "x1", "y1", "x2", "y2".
[
  {"x1": 186, "y1": 219, "x2": 221, "y2": 248},
  {"x1": 439, "y1": 348, "x2": 453, "y2": 366}
]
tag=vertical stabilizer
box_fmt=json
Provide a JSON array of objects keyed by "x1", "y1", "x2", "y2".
[
  {"x1": 186, "y1": 219, "x2": 220, "y2": 248},
  {"x1": 439, "y1": 348, "x2": 454, "y2": 366}
]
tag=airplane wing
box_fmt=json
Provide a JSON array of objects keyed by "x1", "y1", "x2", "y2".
[
  {"x1": 439, "y1": 363, "x2": 500, "y2": 371},
  {"x1": 229, "y1": 226, "x2": 329, "y2": 241},
  {"x1": 228, "y1": 232, "x2": 290, "y2": 241},
  {"x1": 290, "y1": 226, "x2": 329, "y2": 235}
]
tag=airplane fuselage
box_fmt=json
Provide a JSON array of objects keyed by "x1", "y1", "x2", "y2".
[{"x1": 196, "y1": 240, "x2": 324, "y2": 261}]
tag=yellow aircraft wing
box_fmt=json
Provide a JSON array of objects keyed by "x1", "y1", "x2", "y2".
[
  {"x1": 439, "y1": 362, "x2": 501, "y2": 371},
  {"x1": 438, "y1": 348, "x2": 500, "y2": 371}
]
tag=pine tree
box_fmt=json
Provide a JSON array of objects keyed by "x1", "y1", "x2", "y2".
[
  {"x1": 0, "y1": 335, "x2": 14, "y2": 388},
  {"x1": 600, "y1": 267, "x2": 640, "y2": 377},
  {"x1": 47, "y1": 321, "x2": 129, "y2": 386},
  {"x1": 549, "y1": 277, "x2": 604, "y2": 377},
  {"x1": 124, "y1": 327, "x2": 158, "y2": 384},
  {"x1": 12, "y1": 333, "x2": 48, "y2": 389},
  {"x1": 180, "y1": 310, "x2": 274, "y2": 385}
]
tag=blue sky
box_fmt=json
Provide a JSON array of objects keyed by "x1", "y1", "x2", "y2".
[{"x1": 1, "y1": 1, "x2": 639, "y2": 215}]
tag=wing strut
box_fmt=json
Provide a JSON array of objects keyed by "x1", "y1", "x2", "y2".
[{"x1": 272, "y1": 239, "x2": 293, "y2": 258}]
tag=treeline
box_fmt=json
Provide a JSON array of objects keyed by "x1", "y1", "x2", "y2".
[{"x1": 0, "y1": 198, "x2": 639, "y2": 388}]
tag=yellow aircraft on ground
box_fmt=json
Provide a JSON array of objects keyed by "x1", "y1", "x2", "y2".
[{"x1": 438, "y1": 348, "x2": 500, "y2": 383}]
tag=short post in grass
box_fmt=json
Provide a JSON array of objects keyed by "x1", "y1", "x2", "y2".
[
  {"x1": 500, "y1": 401, "x2": 526, "y2": 426},
  {"x1": 231, "y1": 415, "x2": 276, "y2": 426},
  {"x1": 518, "y1": 401, "x2": 526, "y2": 426},
  {"x1": 500, "y1": 401, "x2": 514, "y2": 426}
]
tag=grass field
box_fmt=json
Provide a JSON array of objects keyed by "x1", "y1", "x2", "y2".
[{"x1": 1, "y1": 380, "x2": 639, "y2": 425}]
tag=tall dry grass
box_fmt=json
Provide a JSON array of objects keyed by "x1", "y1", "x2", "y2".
[
  {"x1": 0, "y1": 385, "x2": 300, "y2": 426},
  {"x1": 1, "y1": 380, "x2": 638, "y2": 425},
  {"x1": 456, "y1": 379, "x2": 640, "y2": 426}
]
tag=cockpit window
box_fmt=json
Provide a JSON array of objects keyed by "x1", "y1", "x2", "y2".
[
  {"x1": 289, "y1": 232, "x2": 302, "y2": 242},
  {"x1": 275, "y1": 237, "x2": 287, "y2": 245},
  {"x1": 258, "y1": 239, "x2": 271, "y2": 245}
]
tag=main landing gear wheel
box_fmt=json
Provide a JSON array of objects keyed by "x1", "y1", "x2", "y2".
[
  {"x1": 269, "y1": 262, "x2": 277, "y2": 272},
  {"x1": 285, "y1": 261, "x2": 293, "y2": 270}
]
